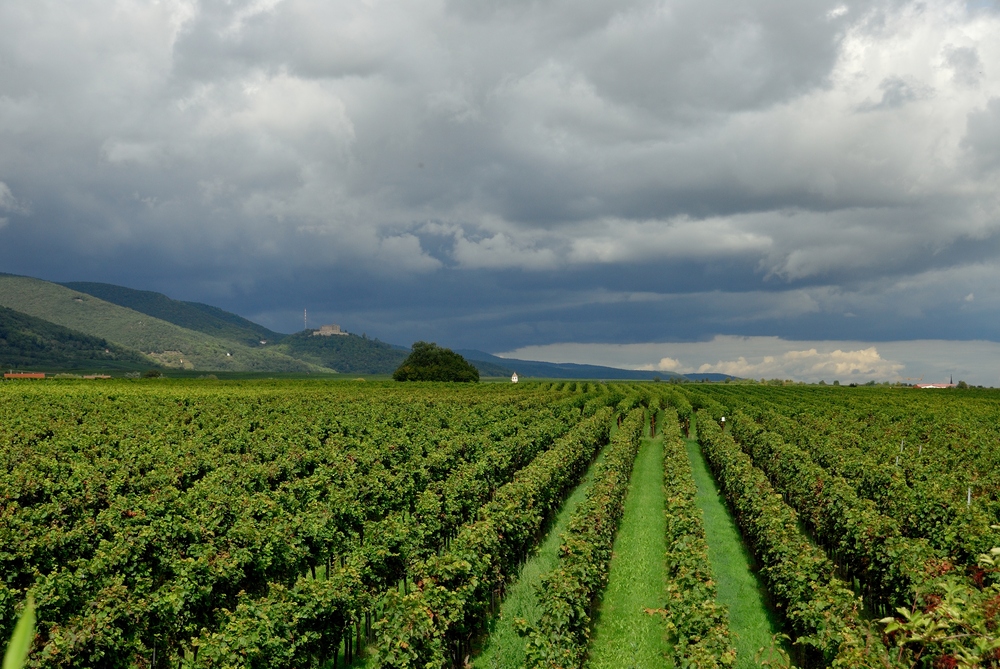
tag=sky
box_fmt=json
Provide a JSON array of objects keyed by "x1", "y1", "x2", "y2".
[{"x1": 2, "y1": 0, "x2": 1000, "y2": 383}]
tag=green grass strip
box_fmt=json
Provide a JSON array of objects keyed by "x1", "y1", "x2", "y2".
[
  {"x1": 683, "y1": 424, "x2": 780, "y2": 669},
  {"x1": 523, "y1": 408, "x2": 644, "y2": 668},
  {"x1": 472, "y1": 446, "x2": 609, "y2": 669},
  {"x1": 585, "y1": 435, "x2": 670, "y2": 669}
]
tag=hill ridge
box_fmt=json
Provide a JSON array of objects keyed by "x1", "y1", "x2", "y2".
[
  {"x1": 0, "y1": 304, "x2": 150, "y2": 371},
  {"x1": 62, "y1": 281, "x2": 284, "y2": 346},
  {"x1": 0, "y1": 276, "x2": 324, "y2": 373}
]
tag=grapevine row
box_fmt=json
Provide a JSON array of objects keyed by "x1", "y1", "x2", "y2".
[
  {"x1": 659, "y1": 409, "x2": 735, "y2": 668},
  {"x1": 0, "y1": 383, "x2": 583, "y2": 666},
  {"x1": 696, "y1": 414, "x2": 890, "y2": 668},
  {"x1": 729, "y1": 411, "x2": 941, "y2": 616},
  {"x1": 369, "y1": 406, "x2": 615, "y2": 668},
  {"x1": 523, "y1": 407, "x2": 645, "y2": 668},
  {"x1": 186, "y1": 400, "x2": 603, "y2": 668}
]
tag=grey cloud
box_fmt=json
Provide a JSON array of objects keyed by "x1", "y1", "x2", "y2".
[
  {"x1": 2, "y1": 0, "x2": 1000, "y2": 368},
  {"x1": 0, "y1": 182, "x2": 29, "y2": 216},
  {"x1": 964, "y1": 98, "x2": 1000, "y2": 172},
  {"x1": 945, "y1": 45, "x2": 984, "y2": 86},
  {"x1": 578, "y1": 0, "x2": 855, "y2": 117},
  {"x1": 858, "y1": 76, "x2": 932, "y2": 110}
]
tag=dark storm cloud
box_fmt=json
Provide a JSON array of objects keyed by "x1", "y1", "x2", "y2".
[{"x1": 2, "y1": 0, "x2": 1000, "y2": 378}]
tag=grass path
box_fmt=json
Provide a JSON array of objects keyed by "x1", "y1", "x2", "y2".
[
  {"x1": 585, "y1": 432, "x2": 670, "y2": 669},
  {"x1": 683, "y1": 421, "x2": 780, "y2": 668},
  {"x1": 471, "y1": 443, "x2": 610, "y2": 669}
]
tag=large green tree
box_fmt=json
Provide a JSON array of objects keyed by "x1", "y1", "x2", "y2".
[{"x1": 392, "y1": 341, "x2": 480, "y2": 382}]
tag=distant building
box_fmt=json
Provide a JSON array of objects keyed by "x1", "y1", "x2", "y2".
[
  {"x1": 511, "y1": 372, "x2": 519, "y2": 383},
  {"x1": 313, "y1": 324, "x2": 349, "y2": 336},
  {"x1": 914, "y1": 383, "x2": 956, "y2": 389},
  {"x1": 83, "y1": 375, "x2": 111, "y2": 380},
  {"x1": 4, "y1": 373, "x2": 45, "y2": 380}
]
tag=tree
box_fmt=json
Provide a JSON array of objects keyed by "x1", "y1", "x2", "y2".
[{"x1": 392, "y1": 342, "x2": 479, "y2": 382}]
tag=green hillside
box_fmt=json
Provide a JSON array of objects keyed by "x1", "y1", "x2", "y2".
[
  {"x1": 0, "y1": 276, "x2": 325, "y2": 373},
  {"x1": 0, "y1": 304, "x2": 150, "y2": 371},
  {"x1": 62, "y1": 282, "x2": 284, "y2": 346},
  {"x1": 275, "y1": 331, "x2": 409, "y2": 374}
]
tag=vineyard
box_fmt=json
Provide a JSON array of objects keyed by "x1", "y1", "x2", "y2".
[{"x1": 3, "y1": 380, "x2": 1000, "y2": 668}]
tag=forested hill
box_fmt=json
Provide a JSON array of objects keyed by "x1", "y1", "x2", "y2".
[
  {"x1": 62, "y1": 282, "x2": 284, "y2": 347},
  {"x1": 0, "y1": 275, "x2": 323, "y2": 372},
  {"x1": 0, "y1": 304, "x2": 150, "y2": 370},
  {"x1": 273, "y1": 332, "x2": 409, "y2": 375}
]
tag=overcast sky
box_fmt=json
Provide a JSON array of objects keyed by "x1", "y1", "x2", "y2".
[{"x1": 2, "y1": 0, "x2": 1000, "y2": 382}]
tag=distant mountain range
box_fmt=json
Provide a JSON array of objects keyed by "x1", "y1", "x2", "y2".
[
  {"x1": 456, "y1": 350, "x2": 676, "y2": 380},
  {"x1": 0, "y1": 273, "x2": 735, "y2": 380}
]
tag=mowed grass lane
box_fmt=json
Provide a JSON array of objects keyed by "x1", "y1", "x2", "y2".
[
  {"x1": 585, "y1": 420, "x2": 670, "y2": 669},
  {"x1": 684, "y1": 419, "x2": 779, "y2": 669},
  {"x1": 471, "y1": 444, "x2": 610, "y2": 669}
]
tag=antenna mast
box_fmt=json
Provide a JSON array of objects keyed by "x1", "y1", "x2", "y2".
[{"x1": 304, "y1": 309, "x2": 307, "y2": 331}]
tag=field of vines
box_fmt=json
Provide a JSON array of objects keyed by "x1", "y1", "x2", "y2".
[
  {"x1": 3, "y1": 379, "x2": 1000, "y2": 668},
  {"x1": 685, "y1": 385, "x2": 1000, "y2": 668}
]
